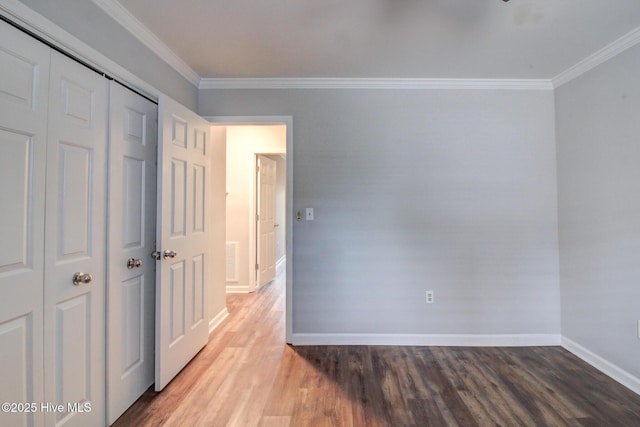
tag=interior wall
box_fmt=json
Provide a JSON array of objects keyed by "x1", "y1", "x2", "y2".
[
  {"x1": 200, "y1": 88, "x2": 561, "y2": 337},
  {"x1": 15, "y1": 0, "x2": 198, "y2": 109},
  {"x1": 209, "y1": 126, "x2": 228, "y2": 322},
  {"x1": 226, "y1": 125, "x2": 286, "y2": 290},
  {"x1": 555, "y1": 44, "x2": 640, "y2": 380}
]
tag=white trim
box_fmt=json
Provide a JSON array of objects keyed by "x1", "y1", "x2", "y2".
[
  {"x1": 205, "y1": 115, "x2": 294, "y2": 126},
  {"x1": 91, "y1": 0, "x2": 200, "y2": 86},
  {"x1": 276, "y1": 256, "x2": 286, "y2": 274},
  {"x1": 11, "y1": 0, "x2": 638, "y2": 93},
  {"x1": 199, "y1": 78, "x2": 553, "y2": 91},
  {"x1": 290, "y1": 333, "x2": 561, "y2": 347},
  {"x1": 553, "y1": 26, "x2": 640, "y2": 88},
  {"x1": 0, "y1": 0, "x2": 162, "y2": 100},
  {"x1": 226, "y1": 285, "x2": 250, "y2": 294},
  {"x1": 561, "y1": 337, "x2": 640, "y2": 396},
  {"x1": 208, "y1": 307, "x2": 229, "y2": 335}
]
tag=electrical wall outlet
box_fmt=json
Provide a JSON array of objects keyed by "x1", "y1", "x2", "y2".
[{"x1": 426, "y1": 291, "x2": 434, "y2": 304}]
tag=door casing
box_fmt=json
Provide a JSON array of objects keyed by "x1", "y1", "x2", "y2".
[{"x1": 206, "y1": 116, "x2": 293, "y2": 344}]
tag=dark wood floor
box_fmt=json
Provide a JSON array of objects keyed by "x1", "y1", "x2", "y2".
[{"x1": 113, "y1": 270, "x2": 640, "y2": 426}]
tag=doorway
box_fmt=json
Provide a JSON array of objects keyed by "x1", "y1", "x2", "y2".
[{"x1": 206, "y1": 116, "x2": 293, "y2": 344}]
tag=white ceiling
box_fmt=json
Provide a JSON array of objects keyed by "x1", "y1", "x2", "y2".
[{"x1": 113, "y1": 0, "x2": 640, "y2": 80}]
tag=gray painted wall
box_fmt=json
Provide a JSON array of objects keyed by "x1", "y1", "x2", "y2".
[
  {"x1": 18, "y1": 0, "x2": 197, "y2": 109},
  {"x1": 556, "y1": 44, "x2": 640, "y2": 379},
  {"x1": 200, "y1": 88, "x2": 560, "y2": 336}
]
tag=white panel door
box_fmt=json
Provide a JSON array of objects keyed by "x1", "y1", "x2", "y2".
[
  {"x1": 107, "y1": 82, "x2": 157, "y2": 424},
  {"x1": 0, "y1": 21, "x2": 50, "y2": 427},
  {"x1": 43, "y1": 52, "x2": 107, "y2": 427},
  {"x1": 155, "y1": 95, "x2": 211, "y2": 391},
  {"x1": 257, "y1": 155, "x2": 277, "y2": 287}
]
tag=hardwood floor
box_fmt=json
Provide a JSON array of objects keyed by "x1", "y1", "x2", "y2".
[{"x1": 113, "y1": 270, "x2": 640, "y2": 427}]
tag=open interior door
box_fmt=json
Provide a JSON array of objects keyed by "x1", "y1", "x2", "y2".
[
  {"x1": 256, "y1": 155, "x2": 277, "y2": 287},
  {"x1": 155, "y1": 95, "x2": 212, "y2": 391}
]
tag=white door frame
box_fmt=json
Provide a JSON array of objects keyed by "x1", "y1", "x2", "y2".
[{"x1": 205, "y1": 116, "x2": 293, "y2": 344}]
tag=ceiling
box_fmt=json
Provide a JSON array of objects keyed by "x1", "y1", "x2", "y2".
[{"x1": 114, "y1": 0, "x2": 640, "y2": 80}]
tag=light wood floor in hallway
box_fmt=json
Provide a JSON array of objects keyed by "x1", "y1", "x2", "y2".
[{"x1": 113, "y1": 271, "x2": 640, "y2": 427}]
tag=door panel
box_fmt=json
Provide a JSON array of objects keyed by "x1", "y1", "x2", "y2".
[
  {"x1": 0, "y1": 129, "x2": 35, "y2": 271},
  {"x1": 192, "y1": 254, "x2": 205, "y2": 324},
  {"x1": 257, "y1": 155, "x2": 277, "y2": 286},
  {"x1": 0, "y1": 21, "x2": 50, "y2": 427},
  {"x1": 0, "y1": 315, "x2": 36, "y2": 427},
  {"x1": 155, "y1": 95, "x2": 211, "y2": 391},
  {"x1": 57, "y1": 143, "x2": 91, "y2": 258},
  {"x1": 107, "y1": 82, "x2": 157, "y2": 425},
  {"x1": 171, "y1": 159, "x2": 187, "y2": 237},
  {"x1": 44, "y1": 51, "x2": 107, "y2": 427},
  {"x1": 55, "y1": 295, "x2": 90, "y2": 408}
]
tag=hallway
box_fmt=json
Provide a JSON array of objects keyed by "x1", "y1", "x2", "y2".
[{"x1": 113, "y1": 268, "x2": 287, "y2": 426}]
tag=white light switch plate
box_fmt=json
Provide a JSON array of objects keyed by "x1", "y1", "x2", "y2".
[{"x1": 305, "y1": 208, "x2": 314, "y2": 221}]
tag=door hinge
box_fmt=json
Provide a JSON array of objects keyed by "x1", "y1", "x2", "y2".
[{"x1": 255, "y1": 263, "x2": 259, "y2": 270}]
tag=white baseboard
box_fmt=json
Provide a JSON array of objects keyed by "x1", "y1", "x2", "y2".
[
  {"x1": 276, "y1": 256, "x2": 286, "y2": 274},
  {"x1": 561, "y1": 336, "x2": 640, "y2": 396},
  {"x1": 226, "y1": 284, "x2": 250, "y2": 294},
  {"x1": 208, "y1": 307, "x2": 229, "y2": 335},
  {"x1": 290, "y1": 333, "x2": 561, "y2": 347}
]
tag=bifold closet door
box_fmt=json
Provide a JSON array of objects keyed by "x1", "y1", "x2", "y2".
[
  {"x1": 0, "y1": 21, "x2": 50, "y2": 427},
  {"x1": 107, "y1": 82, "x2": 158, "y2": 425},
  {"x1": 43, "y1": 51, "x2": 108, "y2": 427}
]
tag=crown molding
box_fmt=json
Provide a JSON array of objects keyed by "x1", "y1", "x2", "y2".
[
  {"x1": 553, "y1": 26, "x2": 640, "y2": 88},
  {"x1": 6, "y1": 0, "x2": 639, "y2": 93},
  {"x1": 199, "y1": 77, "x2": 553, "y2": 90},
  {"x1": 92, "y1": 0, "x2": 200, "y2": 87}
]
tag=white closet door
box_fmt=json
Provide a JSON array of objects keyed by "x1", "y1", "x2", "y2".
[
  {"x1": 43, "y1": 51, "x2": 108, "y2": 427},
  {"x1": 257, "y1": 155, "x2": 277, "y2": 287},
  {"x1": 107, "y1": 82, "x2": 157, "y2": 424},
  {"x1": 155, "y1": 94, "x2": 211, "y2": 391},
  {"x1": 0, "y1": 21, "x2": 50, "y2": 427}
]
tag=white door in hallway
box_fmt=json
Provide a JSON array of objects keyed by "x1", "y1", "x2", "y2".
[
  {"x1": 257, "y1": 155, "x2": 277, "y2": 287},
  {"x1": 155, "y1": 95, "x2": 212, "y2": 391},
  {"x1": 0, "y1": 21, "x2": 50, "y2": 427},
  {"x1": 43, "y1": 51, "x2": 108, "y2": 427},
  {"x1": 107, "y1": 82, "x2": 158, "y2": 424}
]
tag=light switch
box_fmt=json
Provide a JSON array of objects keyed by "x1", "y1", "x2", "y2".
[{"x1": 305, "y1": 208, "x2": 314, "y2": 221}]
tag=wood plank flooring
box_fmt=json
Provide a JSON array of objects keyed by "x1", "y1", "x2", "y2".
[{"x1": 113, "y1": 270, "x2": 640, "y2": 426}]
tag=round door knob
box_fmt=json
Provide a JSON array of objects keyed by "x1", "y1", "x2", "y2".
[
  {"x1": 73, "y1": 272, "x2": 93, "y2": 286},
  {"x1": 163, "y1": 250, "x2": 177, "y2": 259},
  {"x1": 127, "y1": 258, "x2": 143, "y2": 269}
]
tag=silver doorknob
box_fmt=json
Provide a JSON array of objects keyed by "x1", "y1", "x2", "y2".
[
  {"x1": 163, "y1": 250, "x2": 177, "y2": 259},
  {"x1": 73, "y1": 272, "x2": 93, "y2": 286},
  {"x1": 127, "y1": 258, "x2": 143, "y2": 269}
]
